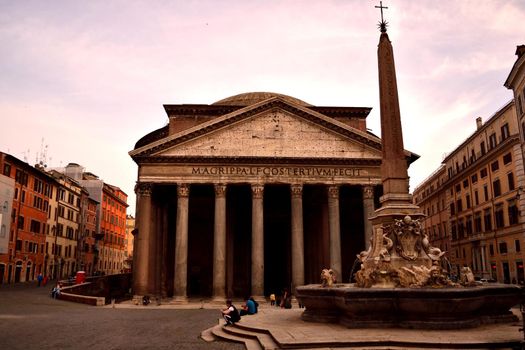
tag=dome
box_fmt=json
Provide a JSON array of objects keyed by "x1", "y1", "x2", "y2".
[{"x1": 212, "y1": 92, "x2": 312, "y2": 107}]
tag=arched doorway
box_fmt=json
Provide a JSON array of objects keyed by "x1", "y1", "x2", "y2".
[{"x1": 15, "y1": 261, "x2": 22, "y2": 283}]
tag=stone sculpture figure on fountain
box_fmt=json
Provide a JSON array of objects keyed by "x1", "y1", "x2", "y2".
[{"x1": 355, "y1": 215, "x2": 453, "y2": 288}]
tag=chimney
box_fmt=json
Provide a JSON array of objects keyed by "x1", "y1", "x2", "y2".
[
  {"x1": 516, "y1": 45, "x2": 525, "y2": 59},
  {"x1": 476, "y1": 117, "x2": 482, "y2": 130}
]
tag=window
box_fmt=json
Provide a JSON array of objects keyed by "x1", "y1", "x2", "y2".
[
  {"x1": 15, "y1": 169, "x2": 28, "y2": 186},
  {"x1": 508, "y1": 172, "x2": 515, "y2": 190},
  {"x1": 3, "y1": 163, "x2": 11, "y2": 176},
  {"x1": 493, "y1": 179, "x2": 501, "y2": 197},
  {"x1": 491, "y1": 160, "x2": 499, "y2": 172},
  {"x1": 466, "y1": 216, "x2": 473, "y2": 235},
  {"x1": 519, "y1": 96, "x2": 524, "y2": 115},
  {"x1": 516, "y1": 240, "x2": 521, "y2": 253},
  {"x1": 489, "y1": 133, "x2": 497, "y2": 149},
  {"x1": 501, "y1": 123, "x2": 510, "y2": 140},
  {"x1": 56, "y1": 223, "x2": 63, "y2": 237},
  {"x1": 474, "y1": 212, "x2": 482, "y2": 232},
  {"x1": 456, "y1": 199, "x2": 463, "y2": 212},
  {"x1": 463, "y1": 179, "x2": 469, "y2": 188},
  {"x1": 489, "y1": 244, "x2": 494, "y2": 256},
  {"x1": 480, "y1": 168, "x2": 488, "y2": 178},
  {"x1": 16, "y1": 239, "x2": 22, "y2": 251},
  {"x1": 503, "y1": 152, "x2": 512, "y2": 165},
  {"x1": 481, "y1": 141, "x2": 486, "y2": 155},
  {"x1": 450, "y1": 203, "x2": 455, "y2": 215},
  {"x1": 484, "y1": 209, "x2": 492, "y2": 231},
  {"x1": 474, "y1": 190, "x2": 479, "y2": 205},
  {"x1": 451, "y1": 221, "x2": 457, "y2": 240},
  {"x1": 458, "y1": 219, "x2": 465, "y2": 238},
  {"x1": 495, "y1": 204, "x2": 504, "y2": 228},
  {"x1": 509, "y1": 201, "x2": 519, "y2": 225},
  {"x1": 466, "y1": 195, "x2": 471, "y2": 209},
  {"x1": 499, "y1": 241, "x2": 508, "y2": 254},
  {"x1": 484, "y1": 185, "x2": 489, "y2": 201},
  {"x1": 455, "y1": 184, "x2": 461, "y2": 193},
  {"x1": 17, "y1": 216, "x2": 24, "y2": 230},
  {"x1": 471, "y1": 173, "x2": 478, "y2": 183},
  {"x1": 30, "y1": 220, "x2": 41, "y2": 234}
]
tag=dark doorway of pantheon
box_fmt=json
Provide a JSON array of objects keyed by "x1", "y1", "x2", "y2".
[{"x1": 263, "y1": 185, "x2": 291, "y2": 297}]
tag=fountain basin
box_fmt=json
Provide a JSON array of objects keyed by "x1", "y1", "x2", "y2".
[{"x1": 296, "y1": 283, "x2": 523, "y2": 329}]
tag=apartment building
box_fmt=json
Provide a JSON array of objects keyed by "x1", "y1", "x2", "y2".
[
  {"x1": 414, "y1": 101, "x2": 525, "y2": 283},
  {"x1": 47, "y1": 170, "x2": 86, "y2": 279},
  {"x1": 99, "y1": 184, "x2": 128, "y2": 275},
  {"x1": 0, "y1": 152, "x2": 56, "y2": 283}
]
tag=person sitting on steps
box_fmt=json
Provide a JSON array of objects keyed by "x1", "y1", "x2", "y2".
[{"x1": 221, "y1": 299, "x2": 240, "y2": 326}]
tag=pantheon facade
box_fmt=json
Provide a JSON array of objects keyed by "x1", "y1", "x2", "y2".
[{"x1": 129, "y1": 92, "x2": 417, "y2": 301}]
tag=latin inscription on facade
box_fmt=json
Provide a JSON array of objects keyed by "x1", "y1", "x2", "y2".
[{"x1": 191, "y1": 166, "x2": 363, "y2": 177}]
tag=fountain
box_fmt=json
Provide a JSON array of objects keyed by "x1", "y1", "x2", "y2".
[{"x1": 295, "y1": 5, "x2": 523, "y2": 329}]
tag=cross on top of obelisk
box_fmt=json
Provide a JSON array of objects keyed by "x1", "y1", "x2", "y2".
[{"x1": 375, "y1": 1, "x2": 388, "y2": 33}]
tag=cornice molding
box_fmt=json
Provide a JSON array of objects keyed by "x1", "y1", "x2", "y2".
[{"x1": 133, "y1": 155, "x2": 382, "y2": 166}]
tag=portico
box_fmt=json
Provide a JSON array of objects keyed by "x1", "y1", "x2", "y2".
[{"x1": 129, "y1": 92, "x2": 417, "y2": 301}]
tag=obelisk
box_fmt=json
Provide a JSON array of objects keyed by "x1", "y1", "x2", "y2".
[
  {"x1": 356, "y1": 5, "x2": 432, "y2": 287},
  {"x1": 371, "y1": 14, "x2": 422, "y2": 222}
]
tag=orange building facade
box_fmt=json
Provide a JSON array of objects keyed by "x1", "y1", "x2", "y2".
[
  {"x1": 0, "y1": 152, "x2": 56, "y2": 284},
  {"x1": 99, "y1": 184, "x2": 128, "y2": 274}
]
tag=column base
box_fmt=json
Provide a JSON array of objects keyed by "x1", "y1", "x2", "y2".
[
  {"x1": 250, "y1": 295, "x2": 266, "y2": 304},
  {"x1": 170, "y1": 295, "x2": 189, "y2": 304},
  {"x1": 132, "y1": 294, "x2": 160, "y2": 306}
]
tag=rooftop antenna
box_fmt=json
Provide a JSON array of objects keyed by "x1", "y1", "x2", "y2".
[
  {"x1": 36, "y1": 137, "x2": 49, "y2": 168},
  {"x1": 22, "y1": 148, "x2": 30, "y2": 163}
]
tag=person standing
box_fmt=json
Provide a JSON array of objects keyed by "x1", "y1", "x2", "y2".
[{"x1": 37, "y1": 273, "x2": 43, "y2": 287}]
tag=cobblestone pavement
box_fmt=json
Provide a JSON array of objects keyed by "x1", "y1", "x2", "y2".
[{"x1": 0, "y1": 282, "x2": 244, "y2": 350}]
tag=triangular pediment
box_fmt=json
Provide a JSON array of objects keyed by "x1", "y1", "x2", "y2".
[{"x1": 130, "y1": 97, "x2": 384, "y2": 161}]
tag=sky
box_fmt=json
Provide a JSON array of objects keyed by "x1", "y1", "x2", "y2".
[{"x1": 1, "y1": 0, "x2": 524, "y2": 214}]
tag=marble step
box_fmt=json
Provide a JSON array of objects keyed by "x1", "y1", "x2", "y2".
[
  {"x1": 222, "y1": 323, "x2": 279, "y2": 350},
  {"x1": 211, "y1": 323, "x2": 262, "y2": 350}
]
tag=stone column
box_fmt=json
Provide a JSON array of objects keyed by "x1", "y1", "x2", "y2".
[
  {"x1": 328, "y1": 185, "x2": 342, "y2": 279},
  {"x1": 133, "y1": 183, "x2": 152, "y2": 297},
  {"x1": 212, "y1": 184, "x2": 227, "y2": 301},
  {"x1": 251, "y1": 184, "x2": 265, "y2": 298},
  {"x1": 291, "y1": 184, "x2": 304, "y2": 293},
  {"x1": 362, "y1": 186, "x2": 375, "y2": 249},
  {"x1": 173, "y1": 184, "x2": 189, "y2": 303}
]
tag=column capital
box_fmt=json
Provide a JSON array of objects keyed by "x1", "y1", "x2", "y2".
[
  {"x1": 291, "y1": 184, "x2": 303, "y2": 198},
  {"x1": 135, "y1": 183, "x2": 153, "y2": 196},
  {"x1": 362, "y1": 185, "x2": 374, "y2": 200},
  {"x1": 327, "y1": 185, "x2": 339, "y2": 198},
  {"x1": 214, "y1": 183, "x2": 227, "y2": 197},
  {"x1": 251, "y1": 184, "x2": 264, "y2": 199},
  {"x1": 177, "y1": 184, "x2": 190, "y2": 197}
]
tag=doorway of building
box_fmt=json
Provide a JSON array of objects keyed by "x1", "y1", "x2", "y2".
[
  {"x1": 502, "y1": 262, "x2": 510, "y2": 284},
  {"x1": 15, "y1": 261, "x2": 22, "y2": 283}
]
